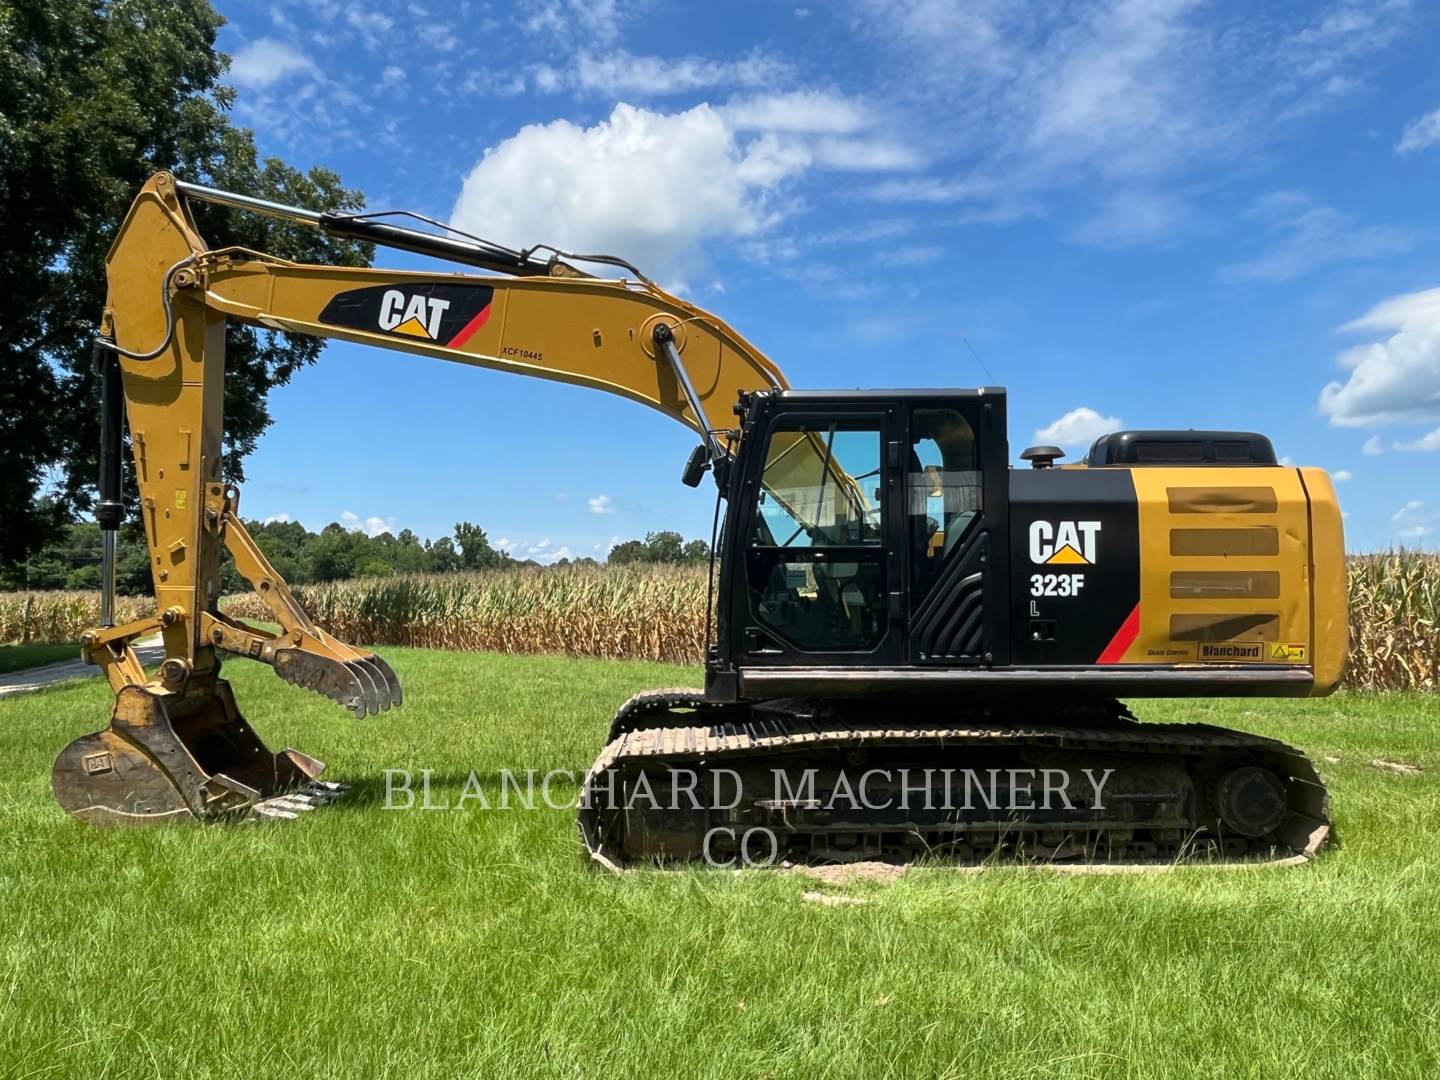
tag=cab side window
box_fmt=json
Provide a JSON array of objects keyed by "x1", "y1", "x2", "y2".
[{"x1": 909, "y1": 408, "x2": 981, "y2": 601}]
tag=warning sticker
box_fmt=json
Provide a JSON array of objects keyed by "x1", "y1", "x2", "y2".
[
  {"x1": 1271, "y1": 643, "x2": 1307, "y2": 662},
  {"x1": 1197, "y1": 641, "x2": 1264, "y2": 662}
]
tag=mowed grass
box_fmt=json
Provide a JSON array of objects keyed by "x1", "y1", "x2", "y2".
[
  {"x1": 0, "y1": 642, "x2": 78, "y2": 674},
  {"x1": 2, "y1": 651, "x2": 1440, "y2": 1079}
]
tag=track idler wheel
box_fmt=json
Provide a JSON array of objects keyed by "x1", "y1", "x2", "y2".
[
  {"x1": 52, "y1": 674, "x2": 337, "y2": 826},
  {"x1": 1214, "y1": 765, "x2": 1289, "y2": 838}
]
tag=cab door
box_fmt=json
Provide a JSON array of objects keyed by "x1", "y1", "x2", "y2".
[
  {"x1": 732, "y1": 404, "x2": 904, "y2": 667},
  {"x1": 903, "y1": 395, "x2": 1010, "y2": 665}
]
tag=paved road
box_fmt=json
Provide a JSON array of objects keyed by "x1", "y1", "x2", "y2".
[{"x1": 0, "y1": 637, "x2": 166, "y2": 698}]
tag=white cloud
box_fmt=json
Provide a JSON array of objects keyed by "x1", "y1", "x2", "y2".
[
  {"x1": 1068, "y1": 189, "x2": 1188, "y2": 250},
  {"x1": 854, "y1": 2, "x2": 1414, "y2": 241},
  {"x1": 1034, "y1": 406, "x2": 1123, "y2": 450},
  {"x1": 1219, "y1": 191, "x2": 1410, "y2": 284},
  {"x1": 449, "y1": 97, "x2": 918, "y2": 282},
  {"x1": 1278, "y1": 456, "x2": 1296, "y2": 467},
  {"x1": 522, "y1": 537, "x2": 574, "y2": 563},
  {"x1": 496, "y1": 537, "x2": 513, "y2": 550},
  {"x1": 380, "y1": 65, "x2": 406, "y2": 87},
  {"x1": 1332, "y1": 469, "x2": 1353, "y2": 481},
  {"x1": 726, "y1": 91, "x2": 871, "y2": 134},
  {"x1": 339, "y1": 510, "x2": 397, "y2": 538},
  {"x1": 1398, "y1": 108, "x2": 1440, "y2": 154},
  {"x1": 868, "y1": 176, "x2": 999, "y2": 204},
  {"x1": 522, "y1": 0, "x2": 627, "y2": 46},
  {"x1": 861, "y1": 0, "x2": 1221, "y2": 183},
  {"x1": 539, "y1": 50, "x2": 788, "y2": 97},
  {"x1": 587, "y1": 495, "x2": 616, "y2": 514},
  {"x1": 1287, "y1": 1, "x2": 1409, "y2": 81},
  {"x1": 262, "y1": 513, "x2": 293, "y2": 525},
  {"x1": 1395, "y1": 427, "x2": 1440, "y2": 452},
  {"x1": 810, "y1": 136, "x2": 923, "y2": 171},
  {"x1": 451, "y1": 103, "x2": 813, "y2": 281},
  {"x1": 229, "y1": 39, "x2": 315, "y2": 89},
  {"x1": 1363, "y1": 434, "x2": 1383, "y2": 455},
  {"x1": 345, "y1": 9, "x2": 395, "y2": 49},
  {"x1": 1319, "y1": 288, "x2": 1440, "y2": 427},
  {"x1": 1392, "y1": 500, "x2": 1437, "y2": 541}
]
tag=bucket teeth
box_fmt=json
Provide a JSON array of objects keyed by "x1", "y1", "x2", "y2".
[
  {"x1": 264, "y1": 795, "x2": 317, "y2": 812},
  {"x1": 251, "y1": 804, "x2": 300, "y2": 821},
  {"x1": 248, "y1": 780, "x2": 352, "y2": 821}
]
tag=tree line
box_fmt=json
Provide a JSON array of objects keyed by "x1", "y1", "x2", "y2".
[
  {"x1": 1, "y1": 0, "x2": 370, "y2": 576},
  {"x1": 3, "y1": 520, "x2": 711, "y2": 595}
]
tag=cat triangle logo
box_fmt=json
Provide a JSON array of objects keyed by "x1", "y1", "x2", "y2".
[
  {"x1": 391, "y1": 315, "x2": 432, "y2": 339},
  {"x1": 1045, "y1": 544, "x2": 1090, "y2": 565}
]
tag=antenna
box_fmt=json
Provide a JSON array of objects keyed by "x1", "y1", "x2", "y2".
[{"x1": 960, "y1": 334, "x2": 995, "y2": 383}]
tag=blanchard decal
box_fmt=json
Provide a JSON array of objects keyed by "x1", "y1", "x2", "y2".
[
  {"x1": 1029, "y1": 520, "x2": 1101, "y2": 565},
  {"x1": 317, "y1": 282, "x2": 494, "y2": 348},
  {"x1": 1198, "y1": 641, "x2": 1264, "y2": 662}
]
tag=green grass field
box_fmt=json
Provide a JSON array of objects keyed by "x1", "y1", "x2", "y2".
[
  {"x1": 0, "y1": 642, "x2": 78, "y2": 674},
  {"x1": 3, "y1": 650, "x2": 1439, "y2": 1079}
]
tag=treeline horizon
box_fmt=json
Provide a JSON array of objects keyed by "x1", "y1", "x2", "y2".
[{"x1": 2, "y1": 519, "x2": 711, "y2": 595}]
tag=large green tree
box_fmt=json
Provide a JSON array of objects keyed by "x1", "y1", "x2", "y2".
[{"x1": 0, "y1": 0, "x2": 372, "y2": 571}]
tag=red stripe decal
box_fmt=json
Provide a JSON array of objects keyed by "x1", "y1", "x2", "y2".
[
  {"x1": 446, "y1": 304, "x2": 492, "y2": 349},
  {"x1": 1096, "y1": 604, "x2": 1141, "y2": 665}
]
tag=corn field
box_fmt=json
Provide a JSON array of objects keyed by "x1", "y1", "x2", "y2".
[
  {"x1": 1345, "y1": 551, "x2": 1438, "y2": 692},
  {"x1": 224, "y1": 564, "x2": 711, "y2": 665},
  {"x1": 0, "y1": 591, "x2": 152, "y2": 646},
  {"x1": 3, "y1": 554, "x2": 1436, "y2": 690}
]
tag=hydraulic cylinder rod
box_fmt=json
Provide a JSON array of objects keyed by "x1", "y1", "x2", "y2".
[{"x1": 94, "y1": 338, "x2": 123, "y2": 628}]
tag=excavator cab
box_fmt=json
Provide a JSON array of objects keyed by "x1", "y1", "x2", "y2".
[{"x1": 709, "y1": 389, "x2": 1010, "y2": 699}]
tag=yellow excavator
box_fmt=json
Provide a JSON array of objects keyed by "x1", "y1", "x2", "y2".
[{"x1": 54, "y1": 171, "x2": 1345, "y2": 866}]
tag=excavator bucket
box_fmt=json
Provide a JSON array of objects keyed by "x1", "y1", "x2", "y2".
[{"x1": 52, "y1": 667, "x2": 351, "y2": 826}]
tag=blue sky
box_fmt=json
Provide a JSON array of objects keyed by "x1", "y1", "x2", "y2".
[{"x1": 216, "y1": 0, "x2": 1440, "y2": 557}]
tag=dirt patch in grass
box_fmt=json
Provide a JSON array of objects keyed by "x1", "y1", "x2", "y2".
[
  {"x1": 1371, "y1": 758, "x2": 1422, "y2": 776},
  {"x1": 790, "y1": 861, "x2": 908, "y2": 887},
  {"x1": 801, "y1": 890, "x2": 870, "y2": 907}
]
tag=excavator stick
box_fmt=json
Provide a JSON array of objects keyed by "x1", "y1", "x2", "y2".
[{"x1": 54, "y1": 176, "x2": 404, "y2": 827}]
